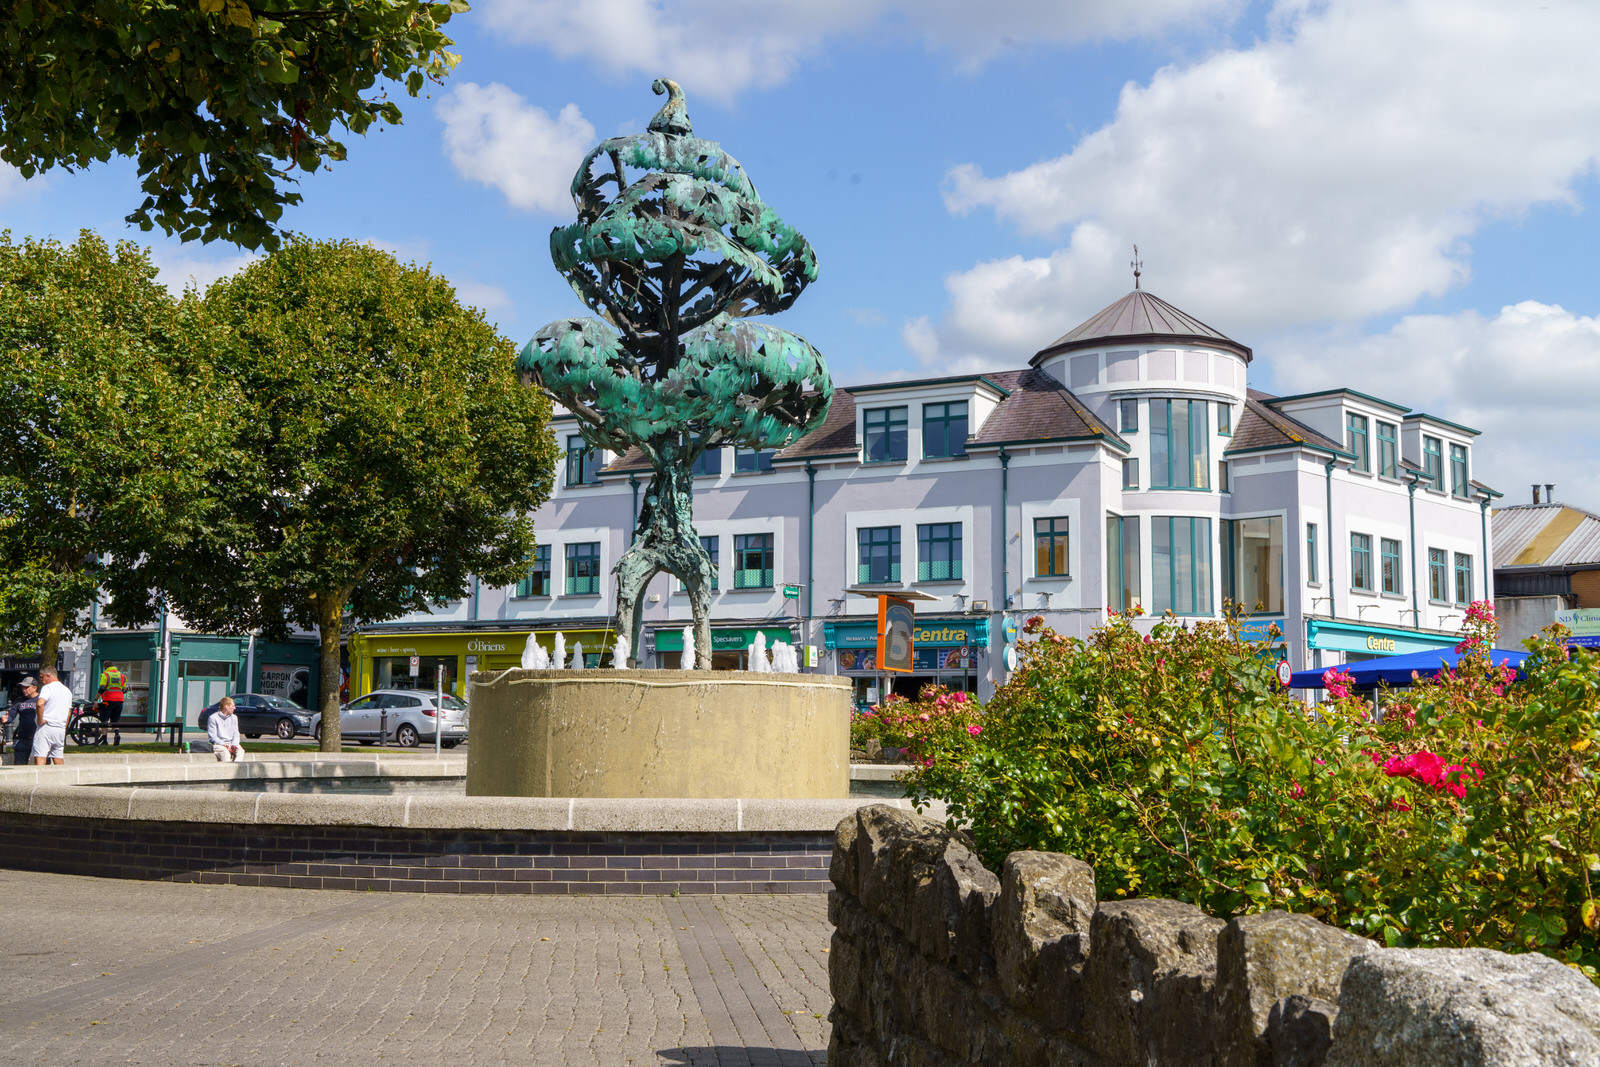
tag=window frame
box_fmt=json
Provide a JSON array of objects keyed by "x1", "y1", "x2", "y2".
[
  {"x1": 1376, "y1": 422, "x2": 1398, "y2": 479},
  {"x1": 1152, "y1": 515, "x2": 1213, "y2": 616},
  {"x1": 1423, "y1": 435, "x2": 1444, "y2": 491},
  {"x1": 1119, "y1": 399, "x2": 1139, "y2": 434},
  {"x1": 1217, "y1": 401, "x2": 1232, "y2": 436},
  {"x1": 515, "y1": 544, "x2": 552, "y2": 598},
  {"x1": 1034, "y1": 517, "x2": 1069, "y2": 578},
  {"x1": 1106, "y1": 514, "x2": 1141, "y2": 612},
  {"x1": 921, "y1": 401, "x2": 969, "y2": 459},
  {"x1": 917, "y1": 522, "x2": 963, "y2": 581},
  {"x1": 1428, "y1": 547, "x2": 1449, "y2": 602},
  {"x1": 564, "y1": 434, "x2": 601, "y2": 487},
  {"x1": 857, "y1": 526, "x2": 901, "y2": 584},
  {"x1": 1380, "y1": 537, "x2": 1402, "y2": 595},
  {"x1": 1149, "y1": 399, "x2": 1211, "y2": 490},
  {"x1": 1453, "y1": 552, "x2": 1474, "y2": 606},
  {"x1": 1347, "y1": 414, "x2": 1370, "y2": 474},
  {"x1": 1350, "y1": 532, "x2": 1374, "y2": 592},
  {"x1": 1450, "y1": 443, "x2": 1470, "y2": 499},
  {"x1": 564, "y1": 541, "x2": 601, "y2": 596},
  {"x1": 733, "y1": 447, "x2": 775, "y2": 473},
  {"x1": 733, "y1": 533, "x2": 775, "y2": 589},
  {"x1": 700, "y1": 535, "x2": 719, "y2": 590},
  {"x1": 1122, "y1": 457, "x2": 1140, "y2": 490},
  {"x1": 1220, "y1": 515, "x2": 1285, "y2": 615},
  {"x1": 1306, "y1": 522, "x2": 1320, "y2": 585},
  {"x1": 863, "y1": 406, "x2": 909, "y2": 464},
  {"x1": 690, "y1": 444, "x2": 722, "y2": 476}
]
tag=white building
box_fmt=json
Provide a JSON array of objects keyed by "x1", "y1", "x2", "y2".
[{"x1": 353, "y1": 287, "x2": 1497, "y2": 705}]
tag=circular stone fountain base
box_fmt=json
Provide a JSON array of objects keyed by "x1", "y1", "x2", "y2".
[{"x1": 465, "y1": 669, "x2": 851, "y2": 799}]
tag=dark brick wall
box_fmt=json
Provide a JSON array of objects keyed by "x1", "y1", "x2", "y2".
[{"x1": 0, "y1": 812, "x2": 832, "y2": 895}]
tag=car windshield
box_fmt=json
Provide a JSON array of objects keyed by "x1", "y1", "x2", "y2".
[{"x1": 262, "y1": 696, "x2": 306, "y2": 710}]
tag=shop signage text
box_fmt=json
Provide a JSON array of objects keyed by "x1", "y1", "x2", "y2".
[
  {"x1": 825, "y1": 619, "x2": 989, "y2": 649},
  {"x1": 1366, "y1": 636, "x2": 1397, "y2": 652},
  {"x1": 466, "y1": 639, "x2": 506, "y2": 652}
]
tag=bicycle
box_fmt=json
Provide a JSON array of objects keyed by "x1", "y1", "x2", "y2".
[{"x1": 68, "y1": 700, "x2": 107, "y2": 747}]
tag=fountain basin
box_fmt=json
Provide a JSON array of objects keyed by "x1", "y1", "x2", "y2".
[{"x1": 466, "y1": 669, "x2": 851, "y2": 799}]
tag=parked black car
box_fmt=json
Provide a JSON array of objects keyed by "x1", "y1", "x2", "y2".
[{"x1": 198, "y1": 693, "x2": 319, "y2": 741}]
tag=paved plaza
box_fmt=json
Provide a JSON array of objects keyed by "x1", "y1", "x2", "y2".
[{"x1": 0, "y1": 869, "x2": 834, "y2": 1066}]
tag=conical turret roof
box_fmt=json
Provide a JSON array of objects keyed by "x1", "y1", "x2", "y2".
[{"x1": 1031, "y1": 289, "x2": 1252, "y2": 364}]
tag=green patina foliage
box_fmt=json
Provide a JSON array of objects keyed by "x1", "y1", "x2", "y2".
[{"x1": 519, "y1": 79, "x2": 833, "y2": 665}]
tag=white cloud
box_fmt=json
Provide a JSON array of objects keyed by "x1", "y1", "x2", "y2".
[
  {"x1": 437, "y1": 83, "x2": 595, "y2": 214},
  {"x1": 452, "y1": 279, "x2": 513, "y2": 314},
  {"x1": 1271, "y1": 301, "x2": 1600, "y2": 510},
  {"x1": 480, "y1": 0, "x2": 1237, "y2": 102},
  {"x1": 914, "y1": 0, "x2": 1600, "y2": 369},
  {"x1": 147, "y1": 245, "x2": 257, "y2": 296},
  {"x1": 0, "y1": 162, "x2": 26, "y2": 201}
]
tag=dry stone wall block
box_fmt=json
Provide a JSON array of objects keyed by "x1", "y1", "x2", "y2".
[
  {"x1": 1326, "y1": 947, "x2": 1600, "y2": 1066},
  {"x1": 1086, "y1": 898, "x2": 1225, "y2": 1066},
  {"x1": 1216, "y1": 909, "x2": 1375, "y2": 1067},
  {"x1": 1266, "y1": 995, "x2": 1338, "y2": 1067},
  {"x1": 994, "y1": 850, "x2": 1098, "y2": 1030}
]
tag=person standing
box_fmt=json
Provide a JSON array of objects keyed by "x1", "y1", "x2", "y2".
[
  {"x1": 207, "y1": 696, "x2": 245, "y2": 762},
  {"x1": 9, "y1": 677, "x2": 38, "y2": 766},
  {"x1": 31, "y1": 667, "x2": 70, "y2": 765},
  {"x1": 97, "y1": 663, "x2": 126, "y2": 746}
]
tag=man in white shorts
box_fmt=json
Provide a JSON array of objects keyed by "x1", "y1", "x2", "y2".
[
  {"x1": 31, "y1": 667, "x2": 71, "y2": 765},
  {"x1": 208, "y1": 696, "x2": 245, "y2": 762}
]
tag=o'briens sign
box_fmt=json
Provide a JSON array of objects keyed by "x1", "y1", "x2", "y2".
[{"x1": 373, "y1": 639, "x2": 508, "y2": 655}]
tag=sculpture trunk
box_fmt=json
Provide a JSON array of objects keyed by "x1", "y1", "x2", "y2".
[{"x1": 614, "y1": 462, "x2": 714, "y2": 668}]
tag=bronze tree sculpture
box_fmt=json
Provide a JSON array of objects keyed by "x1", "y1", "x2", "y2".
[{"x1": 518, "y1": 80, "x2": 832, "y2": 666}]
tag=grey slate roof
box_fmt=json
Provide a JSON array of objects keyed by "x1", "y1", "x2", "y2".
[
  {"x1": 965, "y1": 368, "x2": 1125, "y2": 449},
  {"x1": 1225, "y1": 389, "x2": 1346, "y2": 456},
  {"x1": 1033, "y1": 289, "x2": 1253, "y2": 363}
]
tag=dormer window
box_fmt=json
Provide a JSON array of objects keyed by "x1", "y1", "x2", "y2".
[
  {"x1": 864, "y1": 406, "x2": 908, "y2": 463},
  {"x1": 922, "y1": 402, "x2": 968, "y2": 458},
  {"x1": 1347, "y1": 414, "x2": 1370, "y2": 473},
  {"x1": 1423, "y1": 435, "x2": 1443, "y2": 490},
  {"x1": 1376, "y1": 422, "x2": 1397, "y2": 479},
  {"x1": 565, "y1": 435, "x2": 601, "y2": 486},
  {"x1": 1450, "y1": 444, "x2": 1470, "y2": 498}
]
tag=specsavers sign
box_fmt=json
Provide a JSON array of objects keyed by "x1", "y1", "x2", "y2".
[{"x1": 1555, "y1": 609, "x2": 1600, "y2": 647}]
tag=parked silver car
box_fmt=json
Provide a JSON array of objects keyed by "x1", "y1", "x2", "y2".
[{"x1": 339, "y1": 690, "x2": 468, "y2": 748}]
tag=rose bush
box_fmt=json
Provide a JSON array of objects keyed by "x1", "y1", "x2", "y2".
[
  {"x1": 851, "y1": 684, "x2": 982, "y2": 764},
  {"x1": 903, "y1": 604, "x2": 1600, "y2": 976}
]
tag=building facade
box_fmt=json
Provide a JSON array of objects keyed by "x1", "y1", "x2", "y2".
[{"x1": 367, "y1": 288, "x2": 1497, "y2": 703}]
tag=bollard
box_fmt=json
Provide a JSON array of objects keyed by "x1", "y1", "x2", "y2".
[{"x1": 379, "y1": 708, "x2": 388, "y2": 747}]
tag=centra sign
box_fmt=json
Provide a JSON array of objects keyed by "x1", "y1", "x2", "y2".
[{"x1": 1366, "y1": 635, "x2": 1397, "y2": 652}]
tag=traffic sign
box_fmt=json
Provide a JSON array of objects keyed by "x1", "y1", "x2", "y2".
[
  {"x1": 409, "y1": 655, "x2": 420, "y2": 676},
  {"x1": 1275, "y1": 659, "x2": 1293, "y2": 687}
]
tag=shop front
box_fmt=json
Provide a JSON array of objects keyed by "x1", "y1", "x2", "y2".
[
  {"x1": 1304, "y1": 618, "x2": 1459, "y2": 670},
  {"x1": 649, "y1": 625, "x2": 798, "y2": 670},
  {"x1": 91, "y1": 631, "x2": 321, "y2": 727},
  {"x1": 348, "y1": 626, "x2": 620, "y2": 698},
  {"x1": 824, "y1": 617, "x2": 989, "y2": 707}
]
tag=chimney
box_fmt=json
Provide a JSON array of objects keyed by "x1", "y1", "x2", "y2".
[
  {"x1": 1533, "y1": 484, "x2": 1541, "y2": 504},
  {"x1": 1546, "y1": 483, "x2": 1556, "y2": 503}
]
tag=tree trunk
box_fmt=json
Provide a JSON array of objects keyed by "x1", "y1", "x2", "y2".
[
  {"x1": 39, "y1": 605, "x2": 65, "y2": 681},
  {"x1": 613, "y1": 462, "x2": 714, "y2": 668},
  {"x1": 312, "y1": 591, "x2": 347, "y2": 751}
]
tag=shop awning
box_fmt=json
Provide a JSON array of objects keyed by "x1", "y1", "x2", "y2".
[{"x1": 1289, "y1": 648, "x2": 1528, "y2": 689}]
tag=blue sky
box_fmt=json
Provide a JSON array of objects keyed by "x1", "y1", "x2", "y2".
[{"x1": 5, "y1": 0, "x2": 1599, "y2": 507}]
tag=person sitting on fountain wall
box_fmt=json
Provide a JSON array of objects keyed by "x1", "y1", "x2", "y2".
[{"x1": 207, "y1": 697, "x2": 245, "y2": 762}]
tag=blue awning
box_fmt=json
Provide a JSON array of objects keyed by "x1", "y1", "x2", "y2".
[{"x1": 1290, "y1": 648, "x2": 1529, "y2": 689}]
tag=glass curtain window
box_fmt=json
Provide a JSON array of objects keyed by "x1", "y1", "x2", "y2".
[
  {"x1": 1218, "y1": 461, "x2": 1230, "y2": 493},
  {"x1": 1381, "y1": 537, "x2": 1402, "y2": 594},
  {"x1": 1306, "y1": 523, "x2": 1319, "y2": 583},
  {"x1": 1152, "y1": 516, "x2": 1213, "y2": 615},
  {"x1": 733, "y1": 534, "x2": 774, "y2": 588},
  {"x1": 734, "y1": 447, "x2": 774, "y2": 472},
  {"x1": 1119, "y1": 399, "x2": 1139, "y2": 433},
  {"x1": 918, "y1": 523, "x2": 963, "y2": 580},
  {"x1": 1350, "y1": 533, "x2": 1373, "y2": 591},
  {"x1": 1428, "y1": 548, "x2": 1449, "y2": 601},
  {"x1": 565, "y1": 542, "x2": 601, "y2": 595},
  {"x1": 1217, "y1": 402, "x2": 1232, "y2": 435},
  {"x1": 1347, "y1": 414, "x2": 1369, "y2": 473},
  {"x1": 1377, "y1": 422, "x2": 1398, "y2": 478},
  {"x1": 1454, "y1": 553, "x2": 1474, "y2": 605},
  {"x1": 1106, "y1": 514, "x2": 1141, "y2": 612},
  {"x1": 922, "y1": 402, "x2": 968, "y2": 458},
  {"x1": 1122, "y1": 458, "x2": 1140, "y2": 489},
  {"x1": 516, "y1": 544, "x2": 552, "y2": 597},
  {"x1": 1035, "y1": 518, "x2": 1069, "y2": 577},
  {"x1": 1423, "y1": 436, "x2": 1444, "y2": 490},
  {"x1": 1150, "y1": 400, "x2": 1210, "y2": 488},
  {"x1": 1450, "y1": 444, "x2": 1470, "y2": 498},
  {"x1": 864, "y1": 407, "x2": 908, "y2": 462},
  {"x1": 857, "y1": 527, "x2": 900, "y2": 583},
  {"x1": 700, "y1": 535, "x2": 719, "y2": 590},
  {"x1": 1222, "y1": 516, "x2": 1284, "y2": 614},
  {"x1": 565, "y1": 435, "x2": 601, "y2": 486}
]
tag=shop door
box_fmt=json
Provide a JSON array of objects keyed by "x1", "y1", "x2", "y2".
[{"x1": 179, "y1": 661, "x2": 237, "y2": 726}]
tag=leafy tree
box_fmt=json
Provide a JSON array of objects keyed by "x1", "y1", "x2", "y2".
[
  {"x1": 0, "y1": 230, "x2": 236, "y2": 672},
  {"x1": 0, "y1": 0, "x2": 464, "y2": 250},
  {"x1": 128, "y1": 238, "x2": 556, "y2": 749}
]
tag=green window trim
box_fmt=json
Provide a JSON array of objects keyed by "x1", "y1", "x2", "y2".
[
  {"x1": 1150, "y1": 399, "x2": 1211, "y2": 489},
  {"x1": 1428, "y1": 547, "x2": 1449, "y2": 602},
  {"x1": 864, "y1": 406, "x2": 908, "y2": 463},
  {"x1": 922, "y1": 401, "x2": 969, "y2": 459},
  {"x1": 1423, "y1": 436, "x2": 1444, "y2": 491},
  {"x1": 734, "y1": 447, "x2": 774, "y2": 473},
  {"x1": 857, "y1": 526, "x2": 901, "y2": 584},
  {"x1": 1453, "y1": 552, "x2": 1474, "y2": 605},
  {"x1": 1450, "y1": 443, "x2": 1470, "y2": 499},
  {"x1": 564, "y1": 435, "x2": 601, "y2": 486},
  {"x1": 733, "y1": 533, "x2": 775, "y2": 589},
  {"x1": 1152, "y1": 515, "x2": 1212, "y2": 615},
  {"x1": 1034, "y1": 517, "x2": 1069, "y2": 578},
  {"x1": 1306, "y1": 522, "x2": 1319, "y2": 584},
  {"x1": 1351, "y1": 532, "x2": 1373, "y2": 592},
  {"x1": 1380, "y1": 537, "x2": 1402, "y2": 595},
  {"x1": 1106, "y1": 514, "x2": 1140, "y2": 612},
  {"x1": 564, "y1": 542, "x2": 601, "y2": 595},
  {"x1": 516, "y1": 544, "x2": 552, "y2": 598},
  {"x1": 918, "y1": 522, "x2": 963, "y2": 581},
  {"x1": 1376, "y1": 422, "x2": 1398, "y2": 479},
  {"x1": 1347, "y1": 414, "x2": 1370, "y2": 474}
]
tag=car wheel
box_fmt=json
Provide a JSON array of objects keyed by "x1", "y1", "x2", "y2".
[
  {"x1": 441, "y1": 740, "x2": 459, "y2": 749},
  {"x1": 358, "y1": 739, "x2": 375, "y2": 746},
  {"x1": 245, "y1": 733, "x2": 261, "y2": 740},
  {"x1": 396, "y1": 723, "x2": 420, "y2": 748},
  {"x1": 276, "y1": 718, "x2": 296, "y2": 740},
  {"x1": 313, "y1": 724, "x2": 322, "y2": 743}
]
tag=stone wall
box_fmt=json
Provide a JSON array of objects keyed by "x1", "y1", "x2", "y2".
[{"x1": 827, "y1": 805, "x2": 1600, "y2": 1066}]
